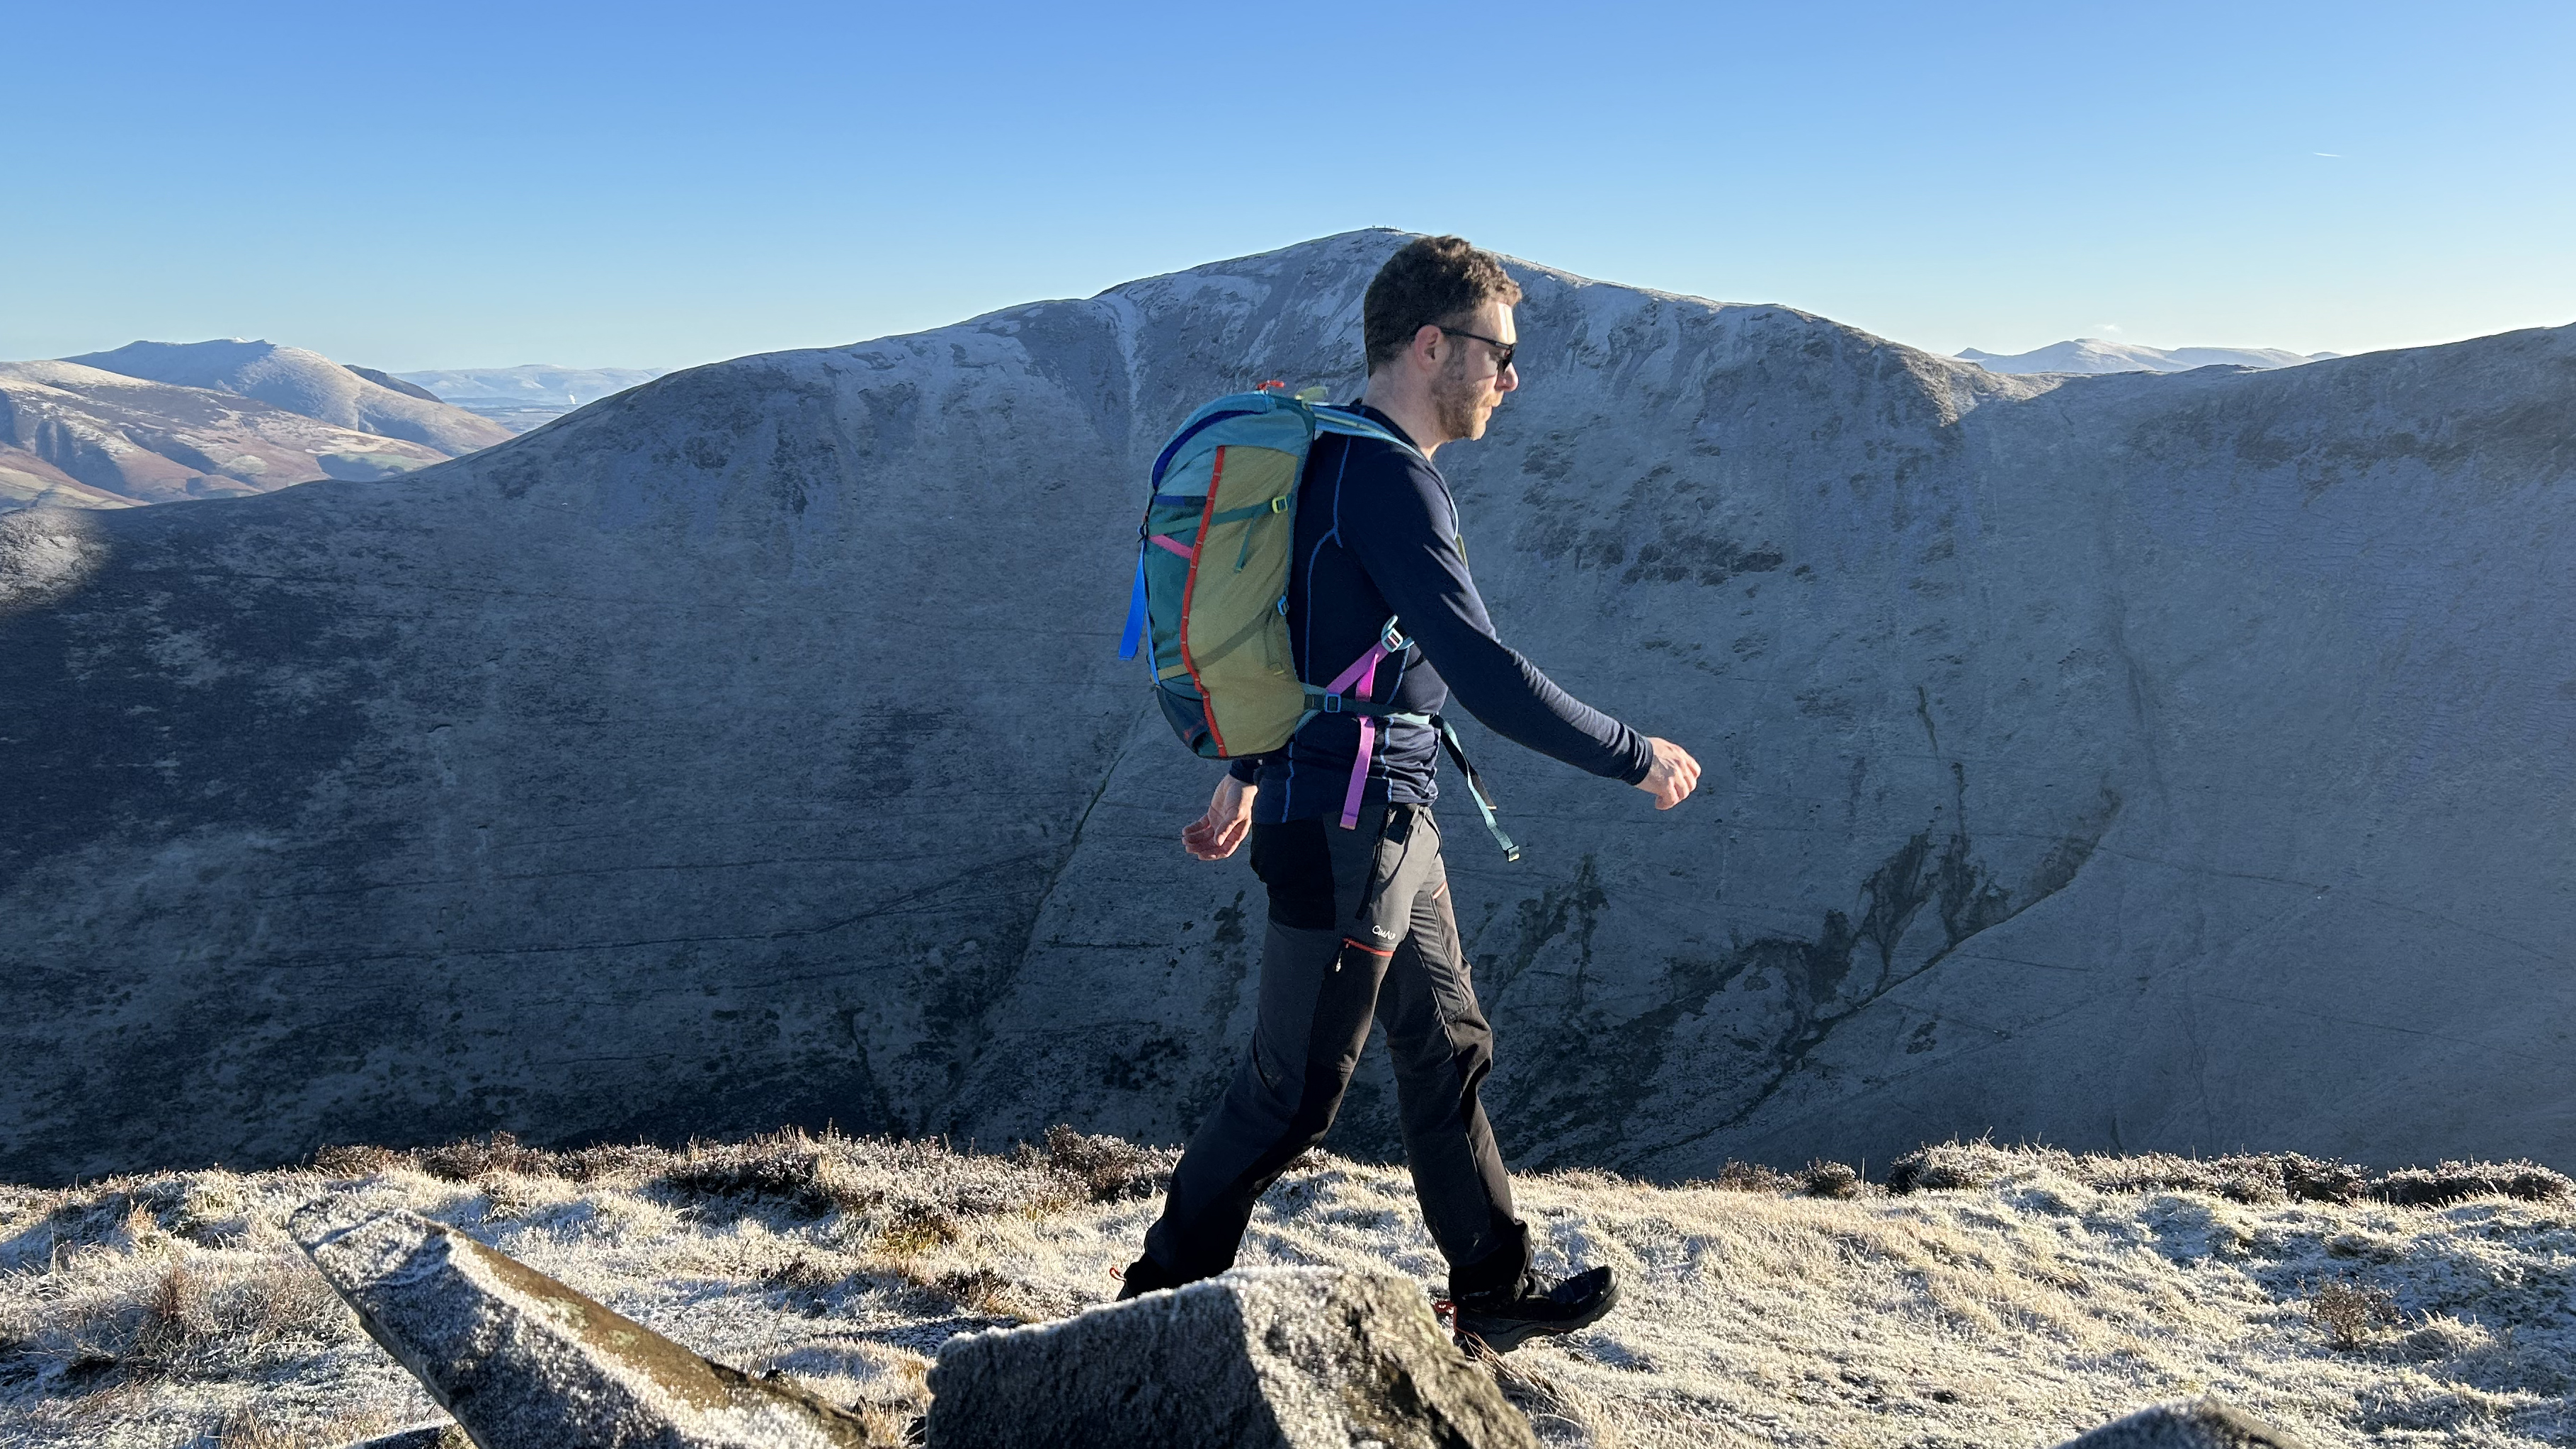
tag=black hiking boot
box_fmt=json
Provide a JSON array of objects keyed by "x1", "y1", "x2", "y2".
[
  {"x1": 1115, "y1": 1253, "x2": 1189, "y2": 1302},
  {"x1": 1449, "y1": 1265, "x2": 1619, "y2": 1353}
]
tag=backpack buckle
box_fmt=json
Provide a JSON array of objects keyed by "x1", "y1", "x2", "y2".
[{"x1": 1321, "y1": 693, "x2": 1345, "y2": 714}]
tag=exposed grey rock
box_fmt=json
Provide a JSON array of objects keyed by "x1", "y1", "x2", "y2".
[
  {"x1": 289, "y1": 1201, "x2": 871, "y2": 1448},
  {"x1": 3, "y1": 230, "x2": 2573, "y2": 1183},
  {"x1": 2053, "y1": 1399, "x2": 2312, "y2": 1448},
  {"x1": 925, "y1": 1266, "x2": 1535, "y2": 1449}
]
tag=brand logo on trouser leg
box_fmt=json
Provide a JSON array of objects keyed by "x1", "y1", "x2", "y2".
[{"x1": 1338, "y1": 936, "x2": 1396, "y2": 973}]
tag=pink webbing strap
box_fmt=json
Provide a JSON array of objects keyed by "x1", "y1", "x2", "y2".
[
  {"x1": 1149, "y1": 533, "x2": 1196, "y2": 559},
  {"x1": 1327, "y1": 640, "x2": 1394, "y2": 829},
  {"x1": 1341, "y1": 718, "x2": 1377, "y2": 829}
]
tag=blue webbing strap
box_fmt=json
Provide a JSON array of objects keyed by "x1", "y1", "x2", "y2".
[
  {"x1": 1117, "y1": 551, "x2": 1147, "y2": 660},
  {"x1": 1435, "y1": 715, "x2": 1520, "y2": 862}
]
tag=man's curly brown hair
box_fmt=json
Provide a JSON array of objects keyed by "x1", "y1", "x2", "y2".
[{"x1": 1362, "y1": 235, "x2": 1522, "y2": 372}]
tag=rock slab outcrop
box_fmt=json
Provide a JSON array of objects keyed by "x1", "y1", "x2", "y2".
[
  {"x1": 2054, "y1": 1399, "x2": 2313, "y2": 1448},
  {"x1": 924, "y1": 1266, "x2": 1537, "y2": 1449},
  {"x1": 288, "y1": 1202, "x2": 872, "y2": 1448}
]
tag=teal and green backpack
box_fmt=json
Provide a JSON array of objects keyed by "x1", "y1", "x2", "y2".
[{"x1": 1117, "y1": 385, "x2": 1518, "y2": 858}]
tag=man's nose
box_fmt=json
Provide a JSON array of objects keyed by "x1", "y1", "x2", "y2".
[{"x1": 1498, "y1": 361, "x2": 1519, "y2": 393}]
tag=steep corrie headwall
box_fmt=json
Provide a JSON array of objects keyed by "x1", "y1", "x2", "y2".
[{"x1": 3, "y1": 230, "x2": 2571, "y2": 1185}]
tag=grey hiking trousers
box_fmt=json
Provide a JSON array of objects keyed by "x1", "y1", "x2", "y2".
[{"x1": 1141, "y1": 802, "x2": 1532, "y2": 1296}]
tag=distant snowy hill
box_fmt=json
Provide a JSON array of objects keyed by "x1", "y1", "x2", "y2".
[
  {"x1": 1959, "y1": 339, "x2": 2340, "y2": 374},
  {"x1": 397, "y1": 365, "x2": 668, "y2": 434},
  {"x1": 64, "y1": 340, "x2": 511, "y2": 456},
  {"x1": 0, "y1": 360, "x2": 451, "y2": 512},
  {"x1": 394, "y1": 365, "x2": 666, "y2": 405}
]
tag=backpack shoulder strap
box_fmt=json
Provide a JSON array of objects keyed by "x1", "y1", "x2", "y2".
[{"x1": 1308, "y1": 404, "x2": 1430, "y2": 465}]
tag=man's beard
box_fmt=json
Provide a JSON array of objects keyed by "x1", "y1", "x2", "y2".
[{"x1": 1431, "y1": 362, "x2": 1491, "y2": 443}]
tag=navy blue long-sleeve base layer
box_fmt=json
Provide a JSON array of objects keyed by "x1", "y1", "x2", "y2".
[{"x1": 1226, "y1": 404, "x2": 1654, "y2": 823}]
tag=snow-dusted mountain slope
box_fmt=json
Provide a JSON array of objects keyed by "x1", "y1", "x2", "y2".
[
  {"x1": 64, "y1": 341, "x2": 512, "y2": 457},
  {"x1": 1959, "y1": 339, "x2": 2339, "y2": 373},
  {"x1": 0, "y1": 360, "x2": 452, "y2": 511},
  {"x1": 2, "y1": 231, "x2": 2571, "y2": 1187}
]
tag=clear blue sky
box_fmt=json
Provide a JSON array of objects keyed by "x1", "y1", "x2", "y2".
[{"x1": 10, "y1": 1, "x2": 2571, "y2": 370}]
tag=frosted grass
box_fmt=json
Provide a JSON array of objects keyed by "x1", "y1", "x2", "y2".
[{"x1": 3, "y1": 1131, "x2": 2569, "y2": 1448}]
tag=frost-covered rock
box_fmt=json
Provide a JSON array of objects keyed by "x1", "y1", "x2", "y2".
[
  {"x1": 2053, "y1": 1399, "x2": 2312, "y2": 1448},
  {"x1": 290, "y1": 1202, "x2": 872, "y2": 1448},
  {"x1": 924, "y1": 1266, "x2": 1536, "y2": 1449}
]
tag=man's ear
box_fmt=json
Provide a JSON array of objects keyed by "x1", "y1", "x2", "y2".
[{"x1": 1410, "y1": 324, "x2": 1446, "y2": 370}]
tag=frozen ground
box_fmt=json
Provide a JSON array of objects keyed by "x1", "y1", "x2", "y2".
[{"x1": 2, "y1": 1131, "x2": 2569, "y2": 1448}]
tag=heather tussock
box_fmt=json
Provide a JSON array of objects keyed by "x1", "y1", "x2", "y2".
[{"x1": 4, "y1": 1132, "x2": 2572, "y2": 1448}]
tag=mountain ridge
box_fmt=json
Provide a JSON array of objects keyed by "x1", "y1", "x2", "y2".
[
  {"x1": 392, "y1": 364, "x2": 667, "y2": 405},
  {"x1": 1959, "y1": 338, "x2": 2340, "y2": 374},
  {"x1": 1, "y1": 230, "x2": 2570, "y2": 1187}
]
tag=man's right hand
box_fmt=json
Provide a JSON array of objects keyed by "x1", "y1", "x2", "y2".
[
  {"x1": 1182, "y1": 775, "x2": 1256, "y2": 860},
  {"x1": 1634, "y1": 737, "x2": 1702, "y2": 810}
]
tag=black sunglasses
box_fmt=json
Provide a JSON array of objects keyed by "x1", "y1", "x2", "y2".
[{"x1": 1438, "y1": 326, "x2": 1516, "y2": 373}]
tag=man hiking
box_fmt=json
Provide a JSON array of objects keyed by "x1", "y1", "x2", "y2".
[{"x1": 1119, "y1": 235, "x2": 1702, "y2": 1352}]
